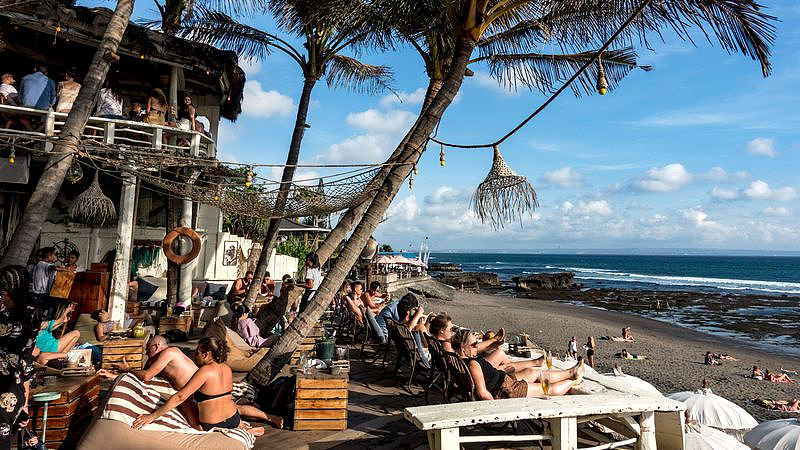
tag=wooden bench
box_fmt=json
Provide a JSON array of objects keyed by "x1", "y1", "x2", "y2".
[
  {"x1": 101, "y1": 337, "x2": 146, "y2": 370},
  {"x1": 404, "y1": 391, "x2": 685, "y2": 450},
  {"x1": 29, "y1": 375, "x2": 100, "y2": 449}
]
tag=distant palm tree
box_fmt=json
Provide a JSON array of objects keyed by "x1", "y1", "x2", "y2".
[
  {"x1": 0, "y1": 0, "x2": 134, "y2": 267},
  {"x1": 180, "y1": 0, "x2": 394, "y2": 313},
  {"x1": 246, "y1": 0, "x2": 775, "y2": 385}
]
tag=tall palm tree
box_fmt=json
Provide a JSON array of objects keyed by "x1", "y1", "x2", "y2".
[
  {"x1": 246, "y1": 0, "x2": 775, "y2": 385},
  {"x1": 180, "y1": 0, "x2": 393, "y2": 310},
  {"x1": 0, "y1": 0, "x2": 135, "y2": 267}
]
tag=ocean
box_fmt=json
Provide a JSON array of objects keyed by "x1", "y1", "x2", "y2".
[
  {"x1": 429, "y1": 253, "x2": 800, "y2": 296},
  {"x1": 428, "y1": 253, "x2": 800, "y2": 356}
]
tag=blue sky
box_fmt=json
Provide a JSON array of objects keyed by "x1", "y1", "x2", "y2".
[{"x1": 110, "y1": 1, "x2": 800, "y2": 253}]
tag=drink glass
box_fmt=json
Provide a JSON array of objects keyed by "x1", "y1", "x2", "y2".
[
  {"x1": 545, "y1": 350, "x2": 553, "y2": 369},
  {"x1": 335, "y1": 347, "x2": 348, "y2": 361},
  {"x1": 540, "y1": 372, "x2": 551, "y2": 399}
]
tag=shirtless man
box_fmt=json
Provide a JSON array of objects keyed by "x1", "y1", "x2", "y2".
[
  {"x1": 227, "y1": 271, "x2": 254, "y2": 303},
  {"x1": 98, "y1": 336, "x2": 282, "y2": 430},
  {"x1": 360, "y1": 281, "x2": 386, "y2": 315}
]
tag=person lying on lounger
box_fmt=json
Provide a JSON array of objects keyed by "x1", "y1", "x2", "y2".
[
  {"x1": 131, "y1": 337, "x2": 267, "y2": 434},
  {"x1": 617, "y1": 349, "x2": 647, "y2": 360},
  {"x1": 99, "y1": 335, "x2": 282, "y2": 430},
  {"x1": 453, "y1": 329, "x2": 583, "y2": 399}
]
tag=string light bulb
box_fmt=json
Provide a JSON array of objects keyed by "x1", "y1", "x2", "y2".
[
  {"x1": 413, "y1": 163, "x2": 418, "y2": 175},
  {"x1": 139, "y1": 53, "x2": 146, "y2": 59},
  {"x1": 56, "y1": 24, "x2": 61, "y2": 32},
  {"x1": 596, "y1": 55, "x2": 608, "y2": 96},
  {"x1": 439, "y1": 143, "x2": 445, "y2": 167},
  {"x1": 244, "y1": 166, "x2": 253, "y2": 187},
  {"x1": 408, "y1": 173, "x2": 413, "y2": 190},
  {"x1": 8, "y1": 147, "x2": 15, "y2": 164}
]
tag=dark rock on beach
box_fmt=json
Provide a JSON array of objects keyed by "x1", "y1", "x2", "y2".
[
  {"x1": 513, "y1": 272, "x2": 579, "y2": 291},
  {"x1": 439, "y1": 272, "x2": 500, "y2": 291}
]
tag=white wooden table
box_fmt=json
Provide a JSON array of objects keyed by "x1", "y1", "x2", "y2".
[{"x1": 405, "y1": 390, "x2": 685, "y2": 450}]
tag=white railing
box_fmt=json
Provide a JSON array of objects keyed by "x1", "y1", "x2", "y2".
[{"x1": 0, "y1": 103, "x2": 215, "y2": 158}]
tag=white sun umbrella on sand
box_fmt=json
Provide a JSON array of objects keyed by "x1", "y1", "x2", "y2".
[
  {"x1": 744, "y1": 418, "x2": 800, "y2": 450},
  {"x1": 668, "y1": 388, "x2": 758, "y2": 440},
  {"x1": 602, "y1": 373, "x2": 661, "y2": 395},
  {"x1": 685, "y1": 422, "x2": 750, "y2": 450}
]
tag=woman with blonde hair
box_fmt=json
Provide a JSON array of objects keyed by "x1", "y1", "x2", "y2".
[{"x1": 453, "y1": 329, "x2": 583, "y2": 400}]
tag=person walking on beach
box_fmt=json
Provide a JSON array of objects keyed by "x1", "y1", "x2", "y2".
[
  {"x1": 584, "y1": 336, "x2": 596, "y2": 368},
  {"x1": 567, "y1": 336, "x2": 578, "y2": 359}
]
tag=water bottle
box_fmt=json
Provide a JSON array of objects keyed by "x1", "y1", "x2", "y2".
[{"x1": 299, "y1": 351, "x2": 310, "y2": 374}]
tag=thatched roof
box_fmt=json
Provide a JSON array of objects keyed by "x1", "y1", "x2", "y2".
[{"x1": 0, "y1": 0, "x2": 244, "y2": 120}]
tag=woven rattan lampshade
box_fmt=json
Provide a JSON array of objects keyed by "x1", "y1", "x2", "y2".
[
  {"x1": 68, "y1": 171, "x2": 117, "y2": 226},
  {"x1": 472, "y1": 145, "x2": 538, "y2": 229}
]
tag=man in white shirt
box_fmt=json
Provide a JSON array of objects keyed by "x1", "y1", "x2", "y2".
[{"x1": 0, "y1": 73, "x2": 19, "y2": 104}]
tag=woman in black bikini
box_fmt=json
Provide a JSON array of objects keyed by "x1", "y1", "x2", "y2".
[{"x1": 132, "y1": 337, "x2": 259, "y2": 433}]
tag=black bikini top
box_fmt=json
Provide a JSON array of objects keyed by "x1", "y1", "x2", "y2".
[{"x1": 194, "y1": 390, "x2": 231, "y2": 402}]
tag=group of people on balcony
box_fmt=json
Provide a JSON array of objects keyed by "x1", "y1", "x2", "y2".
[{"x1": 0, "y1": 64, "x2": 211, "y2": 137}]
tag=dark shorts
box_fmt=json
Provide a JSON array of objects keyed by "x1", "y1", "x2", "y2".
[
  {"x1": 498, "y1": 375, "x2": 528, "y2": 399},
  {"x1": 200, "y1": 411, "x2": 241, "y2": 431}
]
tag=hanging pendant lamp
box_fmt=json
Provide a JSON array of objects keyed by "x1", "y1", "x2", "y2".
[
  {"x1": 472, "y1": 145, "x2": 538, "y2": 229},
  {"x1": 68, "y1": 170, "x2": 117, "y2": 226}
]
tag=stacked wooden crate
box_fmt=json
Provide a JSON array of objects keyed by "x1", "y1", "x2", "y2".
[
  {"x1": 29, "y1": 375, "x2": 100, "y2": 449},
  {"x1": 101, "y1": 338, "x2": 145, "y2": 370},
  {"x1": 289, "y1": 323, "x2": 325, "y2": 365},
  {"x1": 293, "y1": 372, "x2": 349, "y2": 431},
  {"x1": 159, "y1": 314, "x2": 192, "y2": 334}
]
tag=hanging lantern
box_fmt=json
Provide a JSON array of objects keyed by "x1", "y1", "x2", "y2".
[
  {"x1": 472, "y1": 145, "x2": 539, "y2": 230},
  {"x1": 65, "y1": 160, "x2": 84, "y2": 184},
  {"x1": 596, "y1": 54, "x2": 608, "y2": 95},
  {"x1": 439, "y1": 143, "x2": 445, "y2": 166},
  {"x1": 244, "y1": 166, "x2": 253, "y2": 187},
  {"x1": 68, "y1": 171, "x2": 117, "y2": 227}
]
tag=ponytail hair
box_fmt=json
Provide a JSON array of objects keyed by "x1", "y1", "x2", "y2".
[{"x1": 197, "y1": 336, "x2": 229, "y2": 363}]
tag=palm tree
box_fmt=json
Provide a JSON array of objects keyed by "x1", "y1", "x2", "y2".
[
  {"x1": 246, "y1": 0, "x2": 775, "y2": 385},
  {"x1": 180, "y1": 0, "x2": 393, "y2": 309},
  {"x1": 0, "y1": 0, "x2": 135, "y2": 267}
]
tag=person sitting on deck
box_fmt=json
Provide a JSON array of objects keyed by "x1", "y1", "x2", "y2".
[
  {"x1": 131, "y1": 337, "x2": 269, "y2": 434},
  {"x1": 232, "y1": 304, "x2": 278, "y2": 348},
  {"x1": 94, "y1": 79, "x2": 124, "y2": 119},
  {"x1": 99, "y1": 335, "x2": 282, "y2": 431},
  {"x1": 370, "y1": 289, "x2": 410, "y2": 345},
  {"x1": 764, "y1": 369, "x2": 794, "y2": 383},
  {"x1": 127, "y1": 98, "x2": 145, "y2": 121},
  {"x1": 35, "y1": 302, "x2": 80, "y2": 355},
  {"x1": 55, "y1": 68, "x2": 80, "y2": 113},
  {"x1": 90, "y1": 309, "x2": 152, "y2": 342},
  {"x1": 259, "y1": 272, "x2": 275, "y2": 300},
  {"x1": 0, "y1": 73, "x2": 19, "y2": 104},
  {"x1": 227, "y1": 271, "x2": 253, "y2": 303},
  {"x1": 344, "y1": 281, "x2": 365, "y2": 325},
  {"x1": 395, "y1": 296, "x2": 433, "y2": 367},
  {"x1": 428, "y1": 313, "x2": 504, "y2": 354},
  {"x1": 144, "y1": 88, "x2": 167, "y2": 125},
  {"x1": 453, "y1": 329, "x2": 583, "y2": 400}
]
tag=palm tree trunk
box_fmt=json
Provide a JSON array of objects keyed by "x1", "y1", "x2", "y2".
[
  {"x1": 315, "y1": 79, "x2": 444, "y2": 265},
  {"x1": 247, "y1": 39, "x2": 475, "y2": 385},
  {"x1": 244, "y1": 78, "x2": 317, "y2": 308},
  {"x1": 0, "y1": 0, "x2": 134, "y2": 267}
]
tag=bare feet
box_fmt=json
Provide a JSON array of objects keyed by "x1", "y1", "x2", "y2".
[
  {"x1": 571, "y1": 356, "x2": 585, "y2": 380},
  {"x1": 245, "y1": 426, "x2": 265, "y2": 437},
  {"x1": 267, "y1": 413, "x2": 284, "y2": 429}
]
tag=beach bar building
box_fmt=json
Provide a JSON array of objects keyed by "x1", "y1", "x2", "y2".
[{"x1": 0, "y1": 0, "x2": 295, "y2": 324}]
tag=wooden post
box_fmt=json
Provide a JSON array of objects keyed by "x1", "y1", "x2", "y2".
[
  {"x1": 178, "y1": 197, "x2": 193, "y2": 305},
  {"x1": 102, "y1": 121, "x2": 115, "y2": 144},
  {"x1": 636, "y1": 412, "x2": 657, "y2": 450},
  {"x1": 166, "y1": 196, "x2": 179, "y2": 306},
  {"x1": 427, "y1": 428, "x2": 459, "y2": 450},
  {"x1": 108, "y1": 172, "x2": 137, "y2": 323},
  {"x1": 44, "y1": 110, "x2": 55, "y2": 151},
  {"x1": 550, "y1": 417, "x2": 578, "y2": 450}
]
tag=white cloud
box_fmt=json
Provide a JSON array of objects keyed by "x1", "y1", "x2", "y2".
[
  {"x1": 710, "y1": 187, "x2": 738, "y2": 200},
  {"x1": 634, "y1": 163, "x2": 692, "y2": 192},
  {"x1": 383, "y1": 187, "x2": 482, "y2": 237},
  {"x1": 745, "y1": 137, "x2": 777, "y2": 157},
  {"x1": 380, "y1": 88, "x2": 426, "y2": 107},
  {"x1": 574, "y1": 200, "x2": 613, "y2": 217},
  {"x1": 633, "y1": 112, "x2": 742, "y2": 127},
  {"x1": 763, "y1": 206, "x2": 791, "y2": 217},
  {"x1": 682, "y1": 207, "x2": 731, "y2": 240},
  {"x1": 346, "y1": 109, "x2": 416, "y2": 134},
  {"x1": 541, "y1": 166, "x2": 584, "y2": 188},
  {"x1": 700, "y1": 166, "x2": 748, "y2": 182},
  {"x1": 239, "y1": 57, "x2": 262, "y2": 76},
  {"x1": 216, "y1": 121, "x2": 243, "y2": 162},
  {"x1": 241, "y1": 81, "x2": 295, "y2": 118},
  {"x1": 744, "y1": 180, "x2": 797, "y2": 201},
  {"x1": 469, "y1": 71, "x2": 517, "y2": 96}
]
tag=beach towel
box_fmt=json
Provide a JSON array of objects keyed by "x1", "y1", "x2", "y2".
[{"x1": 101, "y1": 373, "x2": 256, "y2": 449}]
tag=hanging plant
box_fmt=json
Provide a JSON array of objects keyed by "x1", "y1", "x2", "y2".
[{"x1": 68, "y1": 171, "x2": 117, "y2": 227}]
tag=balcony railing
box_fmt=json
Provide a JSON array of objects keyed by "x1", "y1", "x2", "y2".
[{"x1": 0, "y1": 104, "x2": 215, "y2": 158}]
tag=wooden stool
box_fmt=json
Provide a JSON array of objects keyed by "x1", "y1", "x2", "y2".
[{"x1": 31, "y1": 391, "x2": 61, "y2": 444}]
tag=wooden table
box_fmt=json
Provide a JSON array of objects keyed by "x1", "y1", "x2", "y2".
[
  {"x1": 293, "y1": 372, "x2": 349, "y2": 431},
  {"x1": 29, "y1": 375, "x2": 100, "y2": 449},
  {"x1": 159, "y1": 314, "x2": 192, "y2": 334},
  {"x1": 101, "y1": 337, "x2": 146, "y2": 370}
]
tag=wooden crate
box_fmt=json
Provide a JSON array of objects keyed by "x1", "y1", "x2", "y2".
[
  {"x1": 293, "y1": 372, "x2": 348, "y2": 431},
  {"x1": 29, "y1": 375, "x2": 99, "y2": 449},
  {"x1": 101, "y1": 338, "x2": 145, "y2": 370},
  {"x1": 160, "y1": 314, "x2": 192, "y2": 334},
  {"x1": 290, "y1": 323, "x2": 325, "y2": 365}
]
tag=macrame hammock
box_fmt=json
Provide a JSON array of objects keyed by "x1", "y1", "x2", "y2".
[
  {"x1": 68, "y1": 170, "x2": 117, "y2": 226},
  {"x1": 472, "y1": 145, "x2": 538, "y2": 229}
]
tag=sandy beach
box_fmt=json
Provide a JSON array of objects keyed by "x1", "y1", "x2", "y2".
[{"x1": 418, "y1": 283, "x2": 800, "y2": 422}]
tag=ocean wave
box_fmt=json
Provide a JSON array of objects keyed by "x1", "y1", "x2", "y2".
[{"x1": 575, "y1": 271, "x2": 800, "y2": 295}]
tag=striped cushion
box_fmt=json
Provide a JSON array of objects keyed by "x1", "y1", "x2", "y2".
[{"x1": 101, "y1": 374, "x2": 256, "y2": 449}]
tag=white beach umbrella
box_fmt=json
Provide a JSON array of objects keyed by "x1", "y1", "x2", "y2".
[
  {"x1": 685, "y1": 422, "x2": 750, "y2": 450},
  {"x1": 744, "y1": 418, "x2": 800, "y2": 450},
  {"x1": 668, "y1": 388, "x2": 758, "y2": 440},
  {"x1": 602, "y1": 373, "x2": 661, "y2": 395}
]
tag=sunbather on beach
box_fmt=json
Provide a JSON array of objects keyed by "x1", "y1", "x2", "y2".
[
  {"x1": 617, "y1": 349, "x2": 647, "y2": 360},
  {"x1": 453, "y1": 329, "x2": 582, "y2": 399},
  {"x1": 751, "y1": 365, "x2": 764, "y2": 380},
  {"x1": 710, "y1": 353, "x2": 737, "y2": 361},
  {"x1": 753, "y1": 398, "x2": 800, "y2": 412},
  {"x1": 622, "y1": 327, "x2": 635, "y2": 341},
  {"x1": 764, "y1": 369, "x2": 794, "y2": 383},
  {"x1": 704, "y1": 351, "x2": 721, "y2": 365},
  {"x1": 99, "y1": 335, "x2": 282, "y2": 430}
]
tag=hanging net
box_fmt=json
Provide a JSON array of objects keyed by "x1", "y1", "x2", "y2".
[{"x1": 472, "y1": 145, "x2": 538, "y2": 229}]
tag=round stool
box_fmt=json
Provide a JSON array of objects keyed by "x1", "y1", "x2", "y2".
[{"x1": 32, "y1": 391, "x2": 61, "y2": 444}]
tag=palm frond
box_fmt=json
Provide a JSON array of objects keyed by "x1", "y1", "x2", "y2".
[
  {"x1": 178, "y1": 8, "x2": 275, "y2": 60},
  {"x1": 484, "y1": 47, "x2": 652, "y2": 96},
  {"x1": 184, "y1": 0, "x2": 269, "y2": 20},
  {"x1": 324, "y1": 54, "x2": 394, "y2": 95}
]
